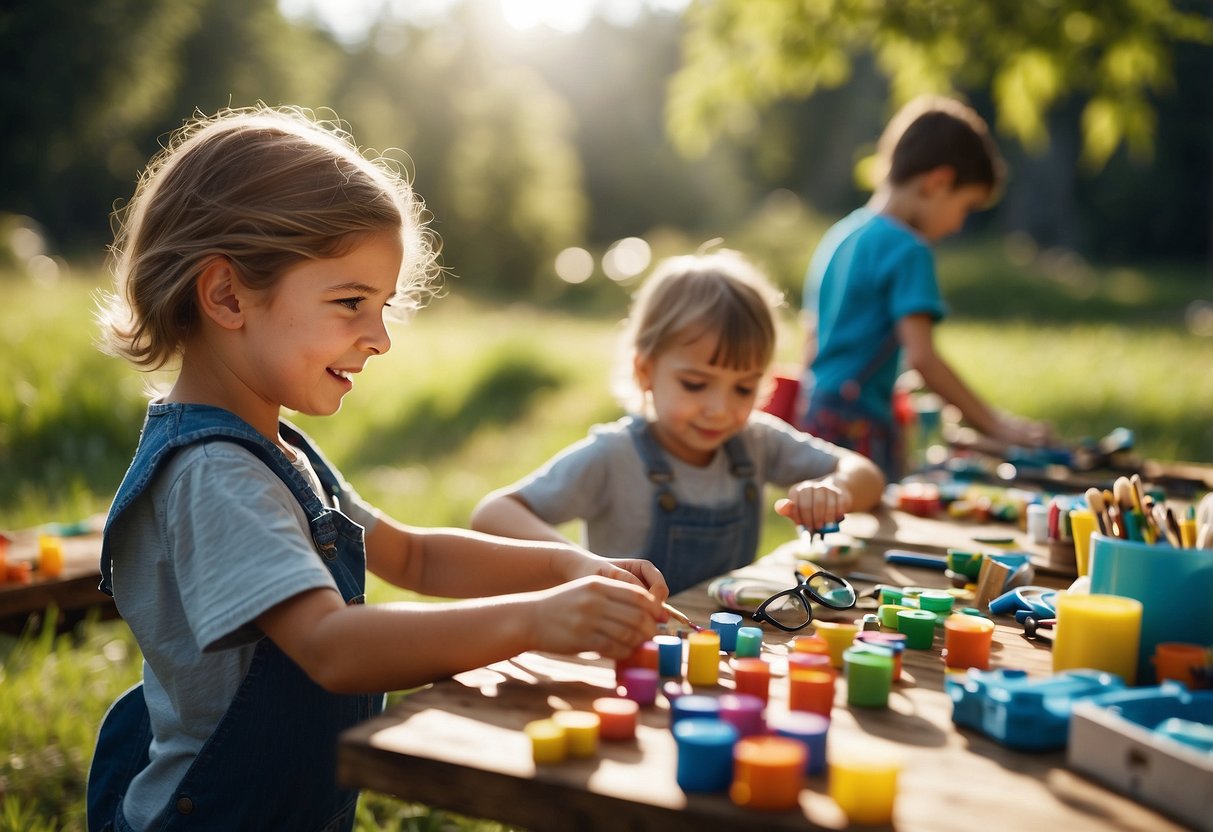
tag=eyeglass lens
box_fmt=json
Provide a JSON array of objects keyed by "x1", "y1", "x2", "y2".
[
  {"x1": 755, "y1": 590, "x2": 812, "y2": 631},
  {"x1": 803, "y1": 571, "x2": 857, "y2": 609}
]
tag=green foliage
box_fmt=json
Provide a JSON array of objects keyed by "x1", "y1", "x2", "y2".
[
  {"x1": 0, "y1": 0, "x2": 204, "y2": 245},
  {"x1": 668, "y1": 0, "x2": 1213, "y2": 169},
  {"x1": 0, "y1": 611, "x2": 143, "y2": 832},
  {"x1": 0, "y1": 271, "x2": 144, "y2": 528}
]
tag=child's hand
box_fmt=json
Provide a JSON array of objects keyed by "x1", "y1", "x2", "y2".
[
  {"x1": 775, "y1": 480, "x2": 852, "y2": 531},
  {"x1": 603, "y1": 558, "x2": 670, "y2": 604},
  {"x1": 563, "y1": 552, "x2": 670, "y2": 604},
  {"x1": 531, "y1": 576, "x2": 663, "y2": 660},
  {"x1": 990, "y1": 413, "x2": 1055, "y2": 448}
]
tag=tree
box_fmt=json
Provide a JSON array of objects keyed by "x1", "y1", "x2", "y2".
[
  {"x1": 332, "y1": 3, "x2": 590, "y2": 297},
  {"x1": 667, "y1": 0, "x2": 1213, "y2": 171},
  {"x1": 0, "y1": 0, "x2": 204, "y2": 252}
]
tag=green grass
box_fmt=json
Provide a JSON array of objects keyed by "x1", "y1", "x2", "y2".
[{"x1": 1, "y1": 241, "x2": 1211, "y2": 830}]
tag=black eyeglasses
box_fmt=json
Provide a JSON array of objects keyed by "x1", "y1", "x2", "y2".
[{"x1": 751, "y1": 568, "x2": 858, "y2": 632}]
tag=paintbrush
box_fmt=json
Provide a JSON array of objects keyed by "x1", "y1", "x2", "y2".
[
  {"x1": 1164, "y1": 505, "x2": 1184, "y2": 548},
  {"x1": 1084, "y1": 487, "x2": 1109, "y2": 536},
  {"x1": 1112, "y1": 477, "x2": 1135, "y2": 515},
  {"x1": 1129, "y1": 474, "x2": 1148, "y2": 513},
  {"x1": 1152, "y1": 503, "x2": 1181, "y2": 548},
  {"x1": 1106, "y1": 502, "x2": 1125, "y2": 539},
  {"x1": 662, "y1": 602, "x2": 704, "y2": 632},
  {"x1": 1112, "y1": 477, "x2": 1145, "y2": 541},
  {"x1": 1141, "y1": 495, "x2": 1161, "y2": 544},
  {"x1": 1131, "y1": 475, "x2": 1157, "y2": 543}
]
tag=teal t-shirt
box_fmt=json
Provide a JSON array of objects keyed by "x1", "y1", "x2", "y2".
[{"x1": 802, "y1": 207, "x2": 948, "y2": 421}]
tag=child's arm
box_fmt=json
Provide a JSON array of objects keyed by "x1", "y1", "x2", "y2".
[
  {"x1": 774, "y1": 448, "x2": 885, "y2": 529},
  {"x1": 897, "y1": 314, "x2": 1053, "y2": 446},
  {"x1": 471, "y1": 490, "x2": 573, "y2": 548},
  {"x1": 366, "y1": 512, "x2": 667, "y2": 602},
  {"x1": 255, "y1": 571, "x2": 665, "y2": 693}
]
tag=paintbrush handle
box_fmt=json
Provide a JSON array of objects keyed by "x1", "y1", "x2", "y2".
[
  {"x1": 662, "y1": 602, "x2": 700, "y2": 631},
  {"x1": 1084, "y1": 487, "x2": 1109, "y2": 536},
  {"x1": 1153, "y1": 504, "x2": 1180, "y2": 548}
]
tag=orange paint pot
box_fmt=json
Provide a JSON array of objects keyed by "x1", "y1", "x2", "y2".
[
  {"x1": 731, "y1": 658, "x2": 771, "y2": 703},
  {"x1": 788, "y1": 668, "x2": 835, "y2": 716},
  {"x1": 730, "y1": 735, "x2": 805, "y2": 811},
  {"x1": 1153, "y1": 643, "x2": 1211, "y2": 687},
  {"x1": 790, "y1": 634, "x2": 829, "y2": 655},
  {"x1": 942, "y1": 614, "x2": 995, "y2": 671},
  {"x1": 592, "y1": 697, "x2": 639, "y2": 741}
]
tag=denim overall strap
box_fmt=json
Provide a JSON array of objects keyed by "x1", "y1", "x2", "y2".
[
  {"x1": 88, "y1": 404, "x2": 382, "y2": 832},
  {"x1": 626, "y1": 417, "x2": 761, "y2": 595}
]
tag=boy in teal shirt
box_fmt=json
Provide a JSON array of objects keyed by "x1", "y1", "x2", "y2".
[{"x1": 801, "y1": 96, "x2": 1053, "y2": 481}]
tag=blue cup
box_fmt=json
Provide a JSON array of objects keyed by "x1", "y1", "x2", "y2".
[
  {"x1": 1088, "y1": 533, "x2": 1213, "y2": 683},
  {"x1": 673, "y1": 718, "x2": 737, "y2": 793}
]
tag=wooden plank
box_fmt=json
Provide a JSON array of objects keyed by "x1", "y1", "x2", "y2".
[
  {"x1": 0, "y1": 528, "x2": 110, "y2": 621},
  {"x1": 338, "y1": 545, "x2": 1181, "y2": 831},
  {"x1": 835, "y1": 507, "x2": 1078, "y2": 577}
]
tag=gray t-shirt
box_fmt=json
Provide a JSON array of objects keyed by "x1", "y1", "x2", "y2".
[
  {"x1": 512, "y1": 411, "x2": 841, "y2": 557},
  {"x1": 107, "y1": 440, "x2": 378, "y2": 830}
]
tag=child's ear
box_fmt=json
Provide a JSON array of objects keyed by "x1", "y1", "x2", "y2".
[
  {"x1": 633, "y1": 353, "x2": 654, "y2": 392},
  {"x1": 196, "y1": 257, "x2": 245, "y2": 330},
  {"x1": 921, "y1": 165, "x2": 957, "y2": 195}
]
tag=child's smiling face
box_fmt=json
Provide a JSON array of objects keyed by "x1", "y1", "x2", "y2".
[
  {"x1": 240, "y1": 229, "x2": 404, "y2": 419},
  {"x1": 635, "y1": 331, "x2": 765, "y2": 466}
]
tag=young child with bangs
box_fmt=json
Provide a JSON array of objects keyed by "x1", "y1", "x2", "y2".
[
  {"x1": 87, "y1": 106, "x2": 667, "y2": 832},
  {"x1": 472, "y1": 249, "x2": 885, "y2": 595}
]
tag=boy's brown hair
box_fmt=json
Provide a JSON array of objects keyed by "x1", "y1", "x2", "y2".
[{"x1": 876, "y1": 96, "x2": 1006, "y2": 196}]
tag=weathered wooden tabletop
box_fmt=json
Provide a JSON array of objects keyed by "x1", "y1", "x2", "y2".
[
  {"x1": 0, "y1": 526, "x2": 111, "y2": 623},
  {"x1": 338, "y1": 510, "x2": 1183, "y2": 831}
]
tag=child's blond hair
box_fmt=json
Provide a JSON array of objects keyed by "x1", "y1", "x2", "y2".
[
  {"x1": 614, "y1": 249, "x2": 783, "y2": 412},
  {"x1": 98, "y1": 105, "x2": 440, "y2": 371}
]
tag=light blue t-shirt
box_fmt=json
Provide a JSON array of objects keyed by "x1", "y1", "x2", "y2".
[
  {"x1": 803, "y1": 207, "x2": 948, "y2": 421},
  {"x1": 107, "y1": 441, "x2": 378, "y2": 830},
  {"x1": 510, "y1": 410, "x2": 841, "y2": 558}
]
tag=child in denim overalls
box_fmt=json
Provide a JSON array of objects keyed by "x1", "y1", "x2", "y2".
[
  {"x1": 471, "y1": 250, "x2": 885, "y2": 595},
  {"x1": 86, "y1": 107, "x2": 668, "y2": 832}
]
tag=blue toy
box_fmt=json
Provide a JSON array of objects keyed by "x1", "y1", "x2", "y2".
[
  {"x1": 987, "y1": 586, "x2": 1057, "y2": 619},
  {"x1": 947, "y1": 668, "x2": 1125, "y2": 751}
]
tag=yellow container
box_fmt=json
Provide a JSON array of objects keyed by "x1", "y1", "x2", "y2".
[
  {"x1": 813, "y1": 621, "x2": 858, "y2": 669},
  {"x1": 551, "y1": 710, "x2": 599, "y2": 757},
  {"x1": 1052, "y1": 593, "x2": 1142, "y2": 684},
  {"x1": 686, "y1": 630, "x2": 721, "y2": 686},
  {"x1": 829, "y1": 749, "x2": 902, "y2": 825},
  {"x1": 525, "y1": 719, "x2": 567, "y2": 764},
  {"x1": 1068, "y1": 509, "x2": 1096, "y2": 577}
]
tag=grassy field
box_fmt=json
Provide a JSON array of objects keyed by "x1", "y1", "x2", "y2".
[{"x1": 1, "y1": 242, "x2": 1211, "y2": 830}]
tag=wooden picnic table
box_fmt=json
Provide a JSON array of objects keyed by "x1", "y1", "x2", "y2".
[
  {"x1": 834, "y1": 504, "x2": 1078, "y2": 577},
  {"x1": 337, "y1": 510, "x2": 1183, "y2": 831},
  {"x1": 0, "y1": 520, "x2": 111, "y2": 628}
]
